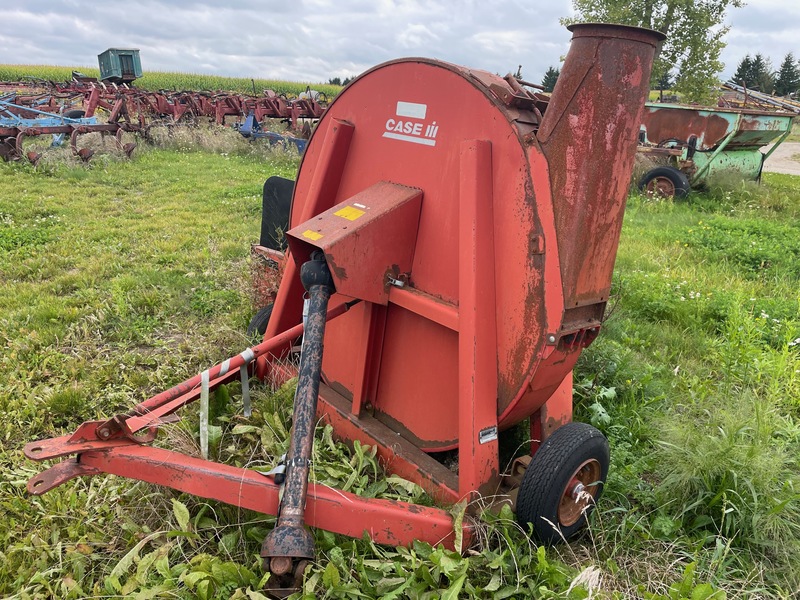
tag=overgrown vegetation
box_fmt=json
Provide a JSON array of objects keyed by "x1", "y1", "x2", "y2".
[
  {"x1": 0, "y1": 64, "x2": 341, "y2": 97},
  {"x1": 1, "y1": 133, "x2": 799, "y2": 598}
]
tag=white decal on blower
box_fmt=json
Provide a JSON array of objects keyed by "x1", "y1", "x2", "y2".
[{"x1": 383, "y1": 101, "x2": 439, "y2": 147}]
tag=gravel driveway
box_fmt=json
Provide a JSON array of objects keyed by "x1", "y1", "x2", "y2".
[{"x1": 762, "y1": 141, "x2": 800, "y2": 176}]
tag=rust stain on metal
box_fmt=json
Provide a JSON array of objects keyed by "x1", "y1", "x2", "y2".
[
  {"x1": 324, "y1": 252, "x2": 348, "y2": 281},
  {"x1": 642, "y1": 107, "x2": 731, "y2": 150},
  {"x1": 540, "y1": 24, "x2": 663, "y2": 309}
]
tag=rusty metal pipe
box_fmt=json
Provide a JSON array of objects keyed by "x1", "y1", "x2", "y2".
[
  {"x1": 538, "y1": 23, "x2": 666, "y2": 309},
  {"x1": 261, "y1": 252, "x2": 335, "y2": 576}
]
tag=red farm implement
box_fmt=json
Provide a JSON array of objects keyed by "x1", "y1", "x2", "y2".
[
  {"x1": 1, "y1": 71, "x2": 327, "y2": 162},
  {"x1": 0, "y1": 92, "x2": 142, "y2": 163},
  {"x1": 25, "y1": 23, "x2": 664, "y2": 594}
]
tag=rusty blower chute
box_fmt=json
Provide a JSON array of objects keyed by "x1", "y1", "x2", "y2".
[{"x1": 25, "y1": 23, "x2": 665, "y2": 592}]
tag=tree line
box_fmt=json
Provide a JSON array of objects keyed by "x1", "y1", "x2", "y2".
[
  {"x1": 537, "y1": 52, "x2": 800, "y2": 101},
  {"x1": 732, "y1": 53, "x2": 800, "y2": 96}
]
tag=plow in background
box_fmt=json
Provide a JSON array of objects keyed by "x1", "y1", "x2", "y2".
[{"x1": 0, "y1": 67, "x2": 327, "y2": 163}]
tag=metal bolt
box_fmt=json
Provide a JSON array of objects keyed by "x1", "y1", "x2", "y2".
[
  {"x1": 547, "y1": 335, "x2": 556, "y2": 344},
  {"x1": 569, "y1": 481, "x2": 586, "y2": 500}
]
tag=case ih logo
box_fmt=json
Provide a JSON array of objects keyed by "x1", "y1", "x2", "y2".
[{"x1": 383, "y1": 101, "x2": 439, "y2": 147}]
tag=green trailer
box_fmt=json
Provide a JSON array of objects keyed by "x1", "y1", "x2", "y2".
[
  {"x1": 637, "y1": 102, "x2": 795, "y2": 198},
  {"x1": 97, "y1": 48, "x2": 142, "y2": 84}
]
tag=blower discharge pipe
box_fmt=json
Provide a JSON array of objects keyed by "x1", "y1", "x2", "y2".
[
  {"x1": 537, "y1": 23, "x2": 666, "y2": 309},
  {"x1": 261, "y1": 251, "x2": 335, "y2": 576}
]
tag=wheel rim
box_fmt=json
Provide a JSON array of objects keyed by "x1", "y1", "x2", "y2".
[
  {"x1": 645, "y1": 176, "x2": 675, "y2": 198},
  {"x1": 557, "y1": 459, "x2": 602, "y2": 526}
]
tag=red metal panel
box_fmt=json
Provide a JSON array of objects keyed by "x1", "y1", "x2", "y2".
[
  {"x1": 262, "y1": 118, "x2": 355, "y2": 365},
  {"x1": 285, "y1": 182, "x2": 423, "y2": 305},
  {"x1": 299, "y1": 61, "x2": 546, "y2": 447},
  {"x1": 372, "y1": 303, "x2": 459, "y2": 449},
  {"x1": 457, "y1": 139, "x2": 500, "y2": 496}
]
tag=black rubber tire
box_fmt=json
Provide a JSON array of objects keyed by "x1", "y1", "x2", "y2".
[
  {"x1": 638, "y1": 166, "x2": 691, "y2": 199},
  {"x1": 516, "y1": 422, "x2": 609, "y2": 545},
  {"x1": 247, "y1": 304, "x2": 274, "y2": 337},
  {"x1": 63, "y1": 109, "x2": 85, "y2": 120}
]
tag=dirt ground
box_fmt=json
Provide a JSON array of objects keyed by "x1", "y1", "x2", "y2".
[{"x1": 762, "y1": 141, "x2": 800, "y2": 176}]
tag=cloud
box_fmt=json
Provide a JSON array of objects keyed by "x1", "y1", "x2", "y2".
[
  {"x1": 720, "y1": 2, "x2": 800, "y2": 77},
  {"x1": 3, "y1": 1, "x2": 795, "y2": 86},
  {"x1": 0, "y1": 0, "x2": 574, "y2": 84}
]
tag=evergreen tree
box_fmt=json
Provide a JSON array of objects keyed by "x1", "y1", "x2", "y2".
[
  {"x1": 733, "y1": 55, "x2": 753, "y2": 86},
  {"x1": 751, "y1": 53, "x2": 774, "y2": 92},
  {"x1": 774, "y1": 53, "x2": 800, "y2": 96},
  {"x1": 541, "y1": 66, "x2": 560, "y2": 92}
]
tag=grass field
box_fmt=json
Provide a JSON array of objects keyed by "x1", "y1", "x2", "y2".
[
  {"x1": 1, "y1": 134, "x2": 799, "y2": 598},
  {"x1": 0, "y1": 64, "x2": 341, "y2": 98}
]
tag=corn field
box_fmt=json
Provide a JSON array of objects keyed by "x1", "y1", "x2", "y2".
[{"x1": 0, "y1": 64, "x2": 341, "y2": 97}]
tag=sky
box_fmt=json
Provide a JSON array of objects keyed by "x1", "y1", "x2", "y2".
[{"x1": 0, "y1": 1, "x2": 798, "y2": 86}]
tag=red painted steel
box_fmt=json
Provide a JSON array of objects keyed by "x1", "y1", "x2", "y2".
[
  {"x1": 285, "y1": 182, "x2": 423, "y2": 305},
  {"x1": 26, "y1": 23, "x2": 662, "y2": 558},
  {"x1": 272, "y1": 24, "x2": 663, "y2": 456},
  {"x1": 4, "y1": 77, "x2": 327, "y2": 126},
  {"x1": 257, "y1": 118, "x2": 356, "y2": 380},
  {"x1": 2, "y1": 78, "x2": 327, "y2": 162},
  {"x1": 538, "y1": 24, "x2": 665, "y2": 310},
  {"x1": 28, "y1": 445, "x2": 463, "y2": 549},
  {"x1": 457, "y1": 139, "x2": 500, "y2": 497}
]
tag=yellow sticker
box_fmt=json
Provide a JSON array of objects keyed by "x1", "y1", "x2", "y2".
[
  {"x1": 302, "y1": 230, "x2": 323, "y2": 241},
  {"x1": 334, "y1": 206, "x2": 366, "y2": 221}
]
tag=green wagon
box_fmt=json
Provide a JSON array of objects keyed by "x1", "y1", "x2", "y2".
[{"x1": 637, "y1": 102, "x2": 795, "y2": 198}]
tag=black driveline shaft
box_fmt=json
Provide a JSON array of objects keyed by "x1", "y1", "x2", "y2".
[{"x1": 261, "y1": 251, "x2": 335, "y2": 574}]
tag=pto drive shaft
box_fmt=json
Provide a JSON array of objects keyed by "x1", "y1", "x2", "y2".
[{"x1": 261, "y1": 251, "x2": 335, "y2": 581}]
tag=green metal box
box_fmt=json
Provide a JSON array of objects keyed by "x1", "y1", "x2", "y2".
[{"x1": 98, "y1": 48, "x2": 142, "y2": 84}]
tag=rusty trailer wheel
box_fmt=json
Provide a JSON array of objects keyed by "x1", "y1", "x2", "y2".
[
  {"x1": 516, "y1": 422, "x2": 609, "y2": 544},
  {"x1": 639, "y1": 165, "x2": 691, "y2": 199}
]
